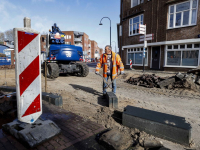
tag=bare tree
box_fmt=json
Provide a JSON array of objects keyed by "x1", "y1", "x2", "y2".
[
  {"x1": 4, "y1": 29, "x2": 13, "y2": 41},
  {"x1": 0, "y1": 32, "x2": 5, "y2": 42}
]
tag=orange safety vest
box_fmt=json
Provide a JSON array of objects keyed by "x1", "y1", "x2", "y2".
[{"x1": 96, "y1": 52, "x2": 124, "y2": 79}]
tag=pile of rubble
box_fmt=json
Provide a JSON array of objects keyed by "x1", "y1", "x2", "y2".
[
  {"x1": 126, "y1": 66, "x2": 200, "y2": 91},
  {"x1": 126, "y1": 74, "x2": 166, "y2": 88},
  {"x1": 0, "y1": 91, "x2": 17, "y2": 117}
]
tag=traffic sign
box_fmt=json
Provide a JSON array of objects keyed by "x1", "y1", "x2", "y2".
[
  {"x1": 139, "y1": 36, "x2": 154, "y2": 42},
  {"x1": 139, "y1": 31, "x2": 145, "y2": 34},
  {"x1": 139, "y1": 24, "x2": 146, "y2": 35},
  {"x1": 14, "y1": 28, "x2": 42, "y2": 124},
  {"x1": 140, "y1": 34, "x2": 154, "y2": 39},
  {"x1": 139, "y1": 24, "x2": 146, "y2": 28}
]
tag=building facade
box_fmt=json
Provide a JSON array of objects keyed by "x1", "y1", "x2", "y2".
[
  {"x1": 118, "y1": 0, "x2": 200, "y2": 71},
  {"x1": 91, "y1": 40, "x2": 100, "y2": 60}
]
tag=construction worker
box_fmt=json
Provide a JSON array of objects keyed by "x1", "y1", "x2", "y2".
[{"x1": 95, "y1": 45, "x2": 124, "y2": 96}]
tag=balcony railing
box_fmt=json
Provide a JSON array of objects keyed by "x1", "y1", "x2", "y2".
[
  {"x1": 74, "y1": 44, "x2": 82, "y2": 47},
  {"x1": 74, "y1": 38, "x2": 82, "y2": 42}
]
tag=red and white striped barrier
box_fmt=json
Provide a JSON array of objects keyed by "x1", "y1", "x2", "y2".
[
  {"x1": 130, "y1": 59, "x2": 132, "y2": 70},
  {"x1": 14, "y1": 28, "x2": 41, "y2": 124}
]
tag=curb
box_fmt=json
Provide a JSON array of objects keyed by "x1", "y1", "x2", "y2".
[{"x1": 0, "y1": 86, "x2": 63, "y2": 107}]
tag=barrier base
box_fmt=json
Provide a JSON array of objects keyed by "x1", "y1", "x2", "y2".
[{"x1": 2, "y1": 118, "x2": 61, "y2": 148}]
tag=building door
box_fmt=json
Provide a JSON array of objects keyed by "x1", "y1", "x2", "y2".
[{"x1": 151, "y1": 47, "x2": 160, "y2": 70}]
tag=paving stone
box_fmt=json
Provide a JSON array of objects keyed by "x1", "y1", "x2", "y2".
[
  {"x1": 42, "y1": 92, "x2": 63, "y2": 107},
  {"x1": 37, "y1": 145, "x2": 47, "y2": 150},
  {"x1": 99, "y1": 129, "x2": 132, "y2": 150},
  {"x1": 46, "y1": 144, "x2": 54, "y2": 150},
  {"x1": 106, "y1": 92, "x2": 118, "y2": 109}
]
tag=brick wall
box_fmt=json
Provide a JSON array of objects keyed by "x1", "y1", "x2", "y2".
[{"x1": 91, "y1": 40, "x2": 97, "y2": 59}]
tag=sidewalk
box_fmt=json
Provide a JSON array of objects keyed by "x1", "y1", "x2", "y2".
[{"x1": 0, "y1": 101, "x2": 105, "y2": 150}]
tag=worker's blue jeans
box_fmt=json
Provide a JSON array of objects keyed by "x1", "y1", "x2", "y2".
[{"x1": 103, "y1": 73, "x2": 116, "y2": 95}]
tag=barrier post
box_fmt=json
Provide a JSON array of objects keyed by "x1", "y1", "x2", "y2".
[{"x1": 130, "y1": 59, "x2": 132, "y2": 70}]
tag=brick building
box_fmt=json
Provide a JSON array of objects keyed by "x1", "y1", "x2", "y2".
[
  {"x1": 118, "y1": 0, "x2": 200, "y2": 71},
  {"x1": 88, "y1": 39, "x2": 91, "y2": 59},
  {"x1": 91, "y1": 40, "x2": 100, "y2": 59}
]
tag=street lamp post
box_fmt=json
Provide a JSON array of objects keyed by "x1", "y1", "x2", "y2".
[
  {"x1": 112, "y1": 41, "x2": 116, "y2": 53},
  {"x1": 99, "y1": 17, "x2": 111, "y2": 46}
]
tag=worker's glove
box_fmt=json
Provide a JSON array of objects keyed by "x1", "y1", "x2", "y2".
[
  {"x1": 95, "y1": 71, "x2": 99, "y2": 75},
  {"x1": 120, "y1": 71, "x2": 125, "y2": 75}
]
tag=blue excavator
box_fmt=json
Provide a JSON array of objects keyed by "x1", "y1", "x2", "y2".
[{"x1": 43, "y1": 23, "x2": 89, "y2": 78}]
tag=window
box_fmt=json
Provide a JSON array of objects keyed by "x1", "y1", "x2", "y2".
[
  {"x1": 119, "y1": 25, "x2": 122, "y2": 36},
  {"x1": 131, "y1": 0, "x2": 144, "y2": 8},
  {"x1": 166, "y1": 43, "x2": 200, "y2": 67},
  {"x1": 69, "y1": 35, "x2": 71, "y2": 39},
  {"x1": 127, "y1": 47, "x2": 147, "y2": 65},
  {"x1": 65, "y1": 42, "x2": 71, "y2": 45},
  {"x1": 42, "y1": 37, "x2": 45, "y2": 42},
  {"x1": 168, "y1": 0, "x2": 198, "y2": 28},
  {"x1": 129, "y1": 14, "x2": 143, "y2": 36}
]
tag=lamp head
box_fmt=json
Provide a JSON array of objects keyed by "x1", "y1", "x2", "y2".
[{"x1": 99, "y1": 23, "x2": 103, "y2": 25}]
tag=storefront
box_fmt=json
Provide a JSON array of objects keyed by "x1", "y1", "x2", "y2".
[{"x1": 123, "y1": 39, "x2": 200, "y2": 71}]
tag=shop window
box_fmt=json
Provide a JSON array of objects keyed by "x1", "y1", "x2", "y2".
[
  {"x1": 174, "y1": 45, "x2": 178, "y2": 49},
  {"x1": 168, "y1": 45, "x2": 172, "y2": 49},
  {"x1": 194, "y1": 44, "x2": 200, "y2": 48},
  {"x1": 187, "y1": 44, "x2": 192, "y2": 48},
  {"x1": 180, "y1": 45, "x2": 185, "y2": 49},
  {"x1": 166, "y1": 43, "x2": 200, "y2": 67},
  {"x1": 167, "y1": 51, "x2": 181, "y2": 66},
  {"x1": 127, "y1": 48, "x2": 147, "y2": 65},
  {"x1": 182, "y1": 50, "x2": 199, "y2": 66}
]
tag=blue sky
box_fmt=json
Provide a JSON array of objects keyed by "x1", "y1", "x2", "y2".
[{"x1": 0, "y1": 0, "x2": 120, "y2": 51}]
